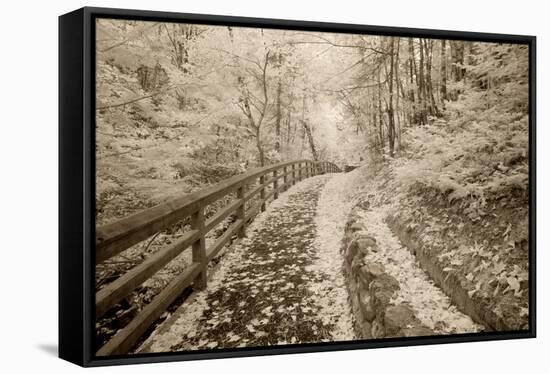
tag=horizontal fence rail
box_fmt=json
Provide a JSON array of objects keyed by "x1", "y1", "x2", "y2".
[{"x1": 95, "y1": 159, "x2": 341, "y2": 356}]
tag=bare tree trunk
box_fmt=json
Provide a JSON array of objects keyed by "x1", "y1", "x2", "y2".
[
  {"x1": 300, "y1": 95, "x2": 318, "y2": 161},
  {"x1": 407, "y1": 38, "x2": 417, "y2": 126},
  {"x1": 418, "y1": 39, "x2": 428, "y2": 126},
  {"x1": 256, "y1": 127, "x2": 265, "y2": 167},
  {"x1": 386, "y1": 38, "x2": 396, "y2": 157},
  {"x1": 303, "y1": 121, "x2": 318, "y2": 161},
  {"x1": 235, "y1": 51, "x2": 271, "y2": 166},
  {"x1": 453, "y1": 41, "x2": 465, "y2": 81},
  {"x1": 366, "y1": 87, "x2": 372, "y2": 132},
  {"x1": 371, "y1": 86, "x2": 379, "y2": 152},
  {"x1": 394, "y1": 38, "x2": 402, "y2": 152},
  {"x1": 440, "y1": 39, "x2": 448, "y2": 105},
  {"x1": 424, "y1": 40, "x2": 440, "y2": 116},
  {"x1": 275, "y1": 80, "x2": 282, "y2": 153},
  {"x1": 377, "y1": 69, "x2": 385, "y2": 154},
  {"x1": 164, "y1": 24, "x2": 196, "y2": 72},
  {"x1": 450, "y1": 40, "x2": 465, "y2": 100},
  {"x1": 286, "y1": 110, "x2": 292, "y2": 144},
  {"x1": 285, "y1": 89, "x2": 294, "y2": 147}
]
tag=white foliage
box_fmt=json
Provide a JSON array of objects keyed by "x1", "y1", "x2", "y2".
[{"x1": 307, "y1": 169, "x2": 368, "y2": 341}]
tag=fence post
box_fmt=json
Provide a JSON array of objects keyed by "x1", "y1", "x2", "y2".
[
  {"x1": 237, "y1": 185, "x2": 246, "y2": 237},
  {"x1": 191, "y1": 207, "x2": 207, "y2": 289},
  {"x1": 292, "y1": 164, "x2": 296, "y2": 185},
  {"x1": 273, "y1": 170, "x2": 279, "y2": 199},
  {"x1": 283, "y1": 166, "x2": 288, "y2": 191},
  {"x1": 299, "y1": 162, "x2": 302, "y2": 181},
  {"x1": 260, "y1": 175, "x2": 266, "y2": 212}
]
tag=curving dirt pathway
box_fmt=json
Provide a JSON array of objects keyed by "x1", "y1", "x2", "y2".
[{"x1": 139, "y1": 174, "x2": 355, "y2": 353}]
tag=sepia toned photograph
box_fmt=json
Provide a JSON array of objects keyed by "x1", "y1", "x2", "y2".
[{"x1": 93, "y1": 17, "x2": 531, "y2": 357}]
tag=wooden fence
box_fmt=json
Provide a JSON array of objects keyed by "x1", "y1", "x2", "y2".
[{"x1": 95, "y1": 159, "x2": 341, "y2": 356}]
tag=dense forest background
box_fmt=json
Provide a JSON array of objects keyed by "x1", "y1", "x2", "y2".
[{"x1": 96, "y1": 20, "x2": 528, "y2": 226}]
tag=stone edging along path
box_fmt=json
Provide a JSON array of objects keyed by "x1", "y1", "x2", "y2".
[
  {"x1": 342, "y1": 201, "x2": 483, "y2": 339},
  {"x1": 343, "y1": 209, "x2": 432, "y2": 339}
]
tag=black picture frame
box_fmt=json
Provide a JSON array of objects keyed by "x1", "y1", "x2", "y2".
[{"x1": 59, "y1": 6, "x2": 536, "y2": 367}]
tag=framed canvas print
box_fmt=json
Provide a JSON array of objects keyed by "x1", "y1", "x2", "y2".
[{"x1": 59, "y1": 7, "x2": 536, "y2": 367}]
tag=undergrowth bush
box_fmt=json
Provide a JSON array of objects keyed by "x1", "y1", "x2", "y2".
[
  {"x1": 172, "y1": 160, "x2": 241, "y2": 185},
  {"x1": 392, "y1": 89, "x2": 528, "y2": 207}
]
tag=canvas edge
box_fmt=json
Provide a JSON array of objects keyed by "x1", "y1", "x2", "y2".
[{"x1": 59, "y1": 7, "x2": 86, "y2": 367}]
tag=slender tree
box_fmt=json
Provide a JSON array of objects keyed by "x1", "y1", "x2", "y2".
[
  {"x1": 386, "y1": 38, "x2": 396, "y2": 157},
  {"x1": 440, "y1": 39, "x2": 448, "y2": 104}
]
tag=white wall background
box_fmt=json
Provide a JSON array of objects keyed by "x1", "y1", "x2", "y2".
[{"x1": 0, "y1": 0, "x2": 546, "y2": 371}]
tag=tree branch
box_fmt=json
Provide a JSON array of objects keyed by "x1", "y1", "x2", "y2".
[
  {"x1": 96, "y1": 90, "x2": 166, "y2": 110},
  {"x1": 98, "y1": 22, "x2": 159, "y2": 53},
  {"x1": 96, "y1": 83, "x2": 203, "y2": 111},
  {"x1": 256, "y1": 51, "x2": 271, "y2": 129},
  {"x1": 288, "y1": 33, "x2": 389, "y2": 55},
  {"x1": 208, "y1": 47, "x2": 263, "y2": 71}
]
